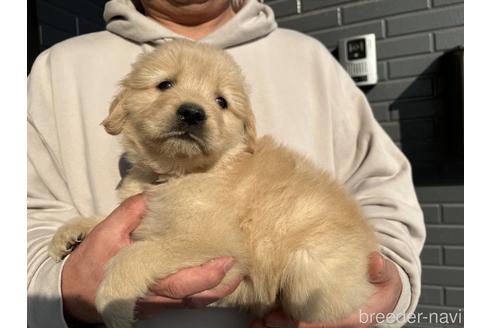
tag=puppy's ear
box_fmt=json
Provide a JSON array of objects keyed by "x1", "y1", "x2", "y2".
[
  {"x1": 102, "y1": 90, "x2": 128, "y2": 135},
  {"x1": 243, "y1": 104, "x2": 257, "y2": 153}
]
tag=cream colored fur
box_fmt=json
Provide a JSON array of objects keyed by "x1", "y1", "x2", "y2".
[{"x1": 49, "y1": 40, "x2": 378, "y2": 328}]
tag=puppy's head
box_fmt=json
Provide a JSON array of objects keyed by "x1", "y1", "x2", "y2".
[{"x1": 103, "y1": 40, "x2": 256, "y2": 173}]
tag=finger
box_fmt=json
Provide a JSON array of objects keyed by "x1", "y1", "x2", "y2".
[
  {"x1": 303, "y1": 311, "x2": 367, "y2": 328},
  {"x1": 135, "y1": 295, "x2": 189, "y2": 319},
  {"x1": 185, "y1": 275, "x2": 243, "y2": 308},
  {"x1": 298, "y1": 322, "x2": 342, "y2": 328},
  {"x1": 368, "y1": 252, "x2": 398, "y2": 284},
  {"x1": 135, "y1": 276, "x2": 242, "y2": 319},
  {"x1": 150, "y1": 257, "x2": 235, "y2": 299},
  {"x1": 265, "y1": 315, "x2": 344, "y2": 328},
  {"x1": 103, "y1": 194, "x2": 147, "y2": 235},
  {"x1": 294, "y1": 308, "x2": 378, "y2": 328},
  {"x1": 250, "y1": 319, "x2": 268, "y2": 328},
  {"x1": 367, "y1": 252, "x2": 385, "y2": 283},
  {"x1": 264, "y1": 308, "x2": 297, "y2": 328}
]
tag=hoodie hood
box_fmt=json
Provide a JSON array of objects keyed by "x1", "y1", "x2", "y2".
[{"x1": 103, "y1": 0, "x2": 277, "y2": 49}]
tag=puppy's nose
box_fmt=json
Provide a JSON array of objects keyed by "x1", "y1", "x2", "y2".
[{"x1": 176, "y1": 103, "x2": 207, "y2": 126}]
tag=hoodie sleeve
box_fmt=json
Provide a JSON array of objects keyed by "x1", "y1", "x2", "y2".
[
  {"x1": 27, "y1": 50, "x2": 80, "y2": 328},
  {"x1": 322, "y1": 46, "x2": 426, "y2": 323}
]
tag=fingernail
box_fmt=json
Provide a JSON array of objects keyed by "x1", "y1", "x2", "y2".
[
  {"x1": 265, "y1": 318, "x2": 283, "y2": 328},
  {"x1": 266, "y1": 322, "x2": 291, "y2": 328},
  {"x1": 369, "y1": 252, "x2": 386, "y2": 282},
  {"x1": 376, "y1": 258, "x2": 387, "y2": 280},
  {"x1": 189, "y1": 297, "x2": 215, "y2": 308},
  {"x1": 210, "y1": 257, "x2": 234, "y2": 270},
  {"x1": 222, "y1": 258, "x2": 236, "y2": 272},
  {"x1": 250, "y1": 319, "x2": 267, "y2": 328},
  {"x1": 208, "y1": 257, "x2": 235, "y2": 273},
  {"x1": 265, "y1": 318, "x2": 296, "y2": 328}
]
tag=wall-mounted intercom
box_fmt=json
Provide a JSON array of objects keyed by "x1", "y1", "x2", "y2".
[{"x1": 338, "y1": 34, "x2": 378, "y2": 86}]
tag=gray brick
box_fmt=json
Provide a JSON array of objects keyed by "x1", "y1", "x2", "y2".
[
  {"x1": 435, "y1": 27, "x2": 464, "y2": 50},
  {"x1": 377, "y1": 61, "x2": 387, "y2": 81},
  {"x1": 369, "y1": 102, "x2": 390, "y2": 122},
  {"x1": 416, "y1": 186, "x2": 463, "y2": 202},
  {"x1": 390, "y1": 99, "x2": 441, "y2": 120},
  {"x1": 365, "y1": 78, "x2": 433, "y2": 102},
  {"x1": 433, "y1": 0, "x2": 464, "y2": 7},
  {"x1": 426, "y1": 226, "x2": 463, "y2": 245},
  {"x1": 302, "y1": 0, "x2": 353, "y2": 12},
  {"x1": 380, "y1": 122, "x2": 400, "y2": 141},
  {"x1": 421, "y1": 204, "x2": 441, "y2": 224},
  {"x1": 422, "y1": 266, "x2": 463, "y2": 286},
  {"x1": 311, "y1": 21, "x2": 384, "y2": 48},
  {"x1": 377, "y1": 34, "x2": 432, "y2": 60},
  {"x1": 442, "y1": 204, "x2": 463, "y2": 224},
  {"x1": 444, "y1": 246, "x2": 463, "y2": 266},
  {"x1": 343, "y1": 0, "x2": 429, "y2": 24},
  {"x1": 421, "y1": 246, "x2": 442, "y2": 265},
  {"x1": 268, "y1": 0, "x2": 297, "y2": 18},
  {"x1": 387, "y1": 5, "x2": 463, "y2": 36},
  {"x1": 420, "y1": 286, "x2": 444, "y2": 305},
  {"x1": 388, "y1": 53, "x2": 442, "y2": 78},
  {"x1": 37, "y1": 0, "x2": 77, "y2": 34},
  {"x1": 445, "y1": 287, "x2": 463, "y2": 307},
  {"x1": 278, "y1": 8, "x2": 338, "y2": 32}
]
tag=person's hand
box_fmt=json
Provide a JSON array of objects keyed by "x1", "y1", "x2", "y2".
[
  {"x1": 134, "y1": 258, "x2": 242, "y2": 319},
  {"x1": 61, "y1": 194, "x2": 242, "y2": 324},
  {"x1": 251, "y1": 252, "x2": 402, "y2": 328}
]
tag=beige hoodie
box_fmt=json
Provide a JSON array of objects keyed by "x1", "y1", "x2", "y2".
[{"x1": 27, "y1": 0, "x2": 425, "y2": 327}]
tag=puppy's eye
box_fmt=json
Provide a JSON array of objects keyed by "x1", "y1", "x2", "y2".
[
  {"x1": 157, "y1": 80, "x2": 175, "y2": 90},
  {"x1": 215, "y1": 97, "x2": 228, "y2": 109}
]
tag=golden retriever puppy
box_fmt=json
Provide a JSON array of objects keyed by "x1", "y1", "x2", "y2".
[{"x1": 49, "y1": 39, "x2": 377, "y2": 328}]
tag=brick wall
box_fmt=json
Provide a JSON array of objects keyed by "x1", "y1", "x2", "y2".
[
  {"x1": 416, "y1": 185, "x2": 463, "y2": 326},
  {"x1": 267, "y1": 0, "x2": 464, "y2": 325},
  {"x1": 31, "y1": 0, "x2": 464, "y2": 326}
]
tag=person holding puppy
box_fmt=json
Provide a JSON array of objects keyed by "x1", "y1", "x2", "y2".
[{"x1": 27, "y1": 0, "x2": 425, "y2": 327}]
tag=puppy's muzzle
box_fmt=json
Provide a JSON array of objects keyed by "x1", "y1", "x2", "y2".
[{"x1": 176, "y1": 103, "x2": 207, "y2": 126}]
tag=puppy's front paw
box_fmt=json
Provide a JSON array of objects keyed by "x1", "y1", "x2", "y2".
[
  {"x1": 48, "y1": 228, "x2": 85, "y2": 262},
  {"x1": 48, "y1": 217, "x2": 99, "y2": 262}
]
